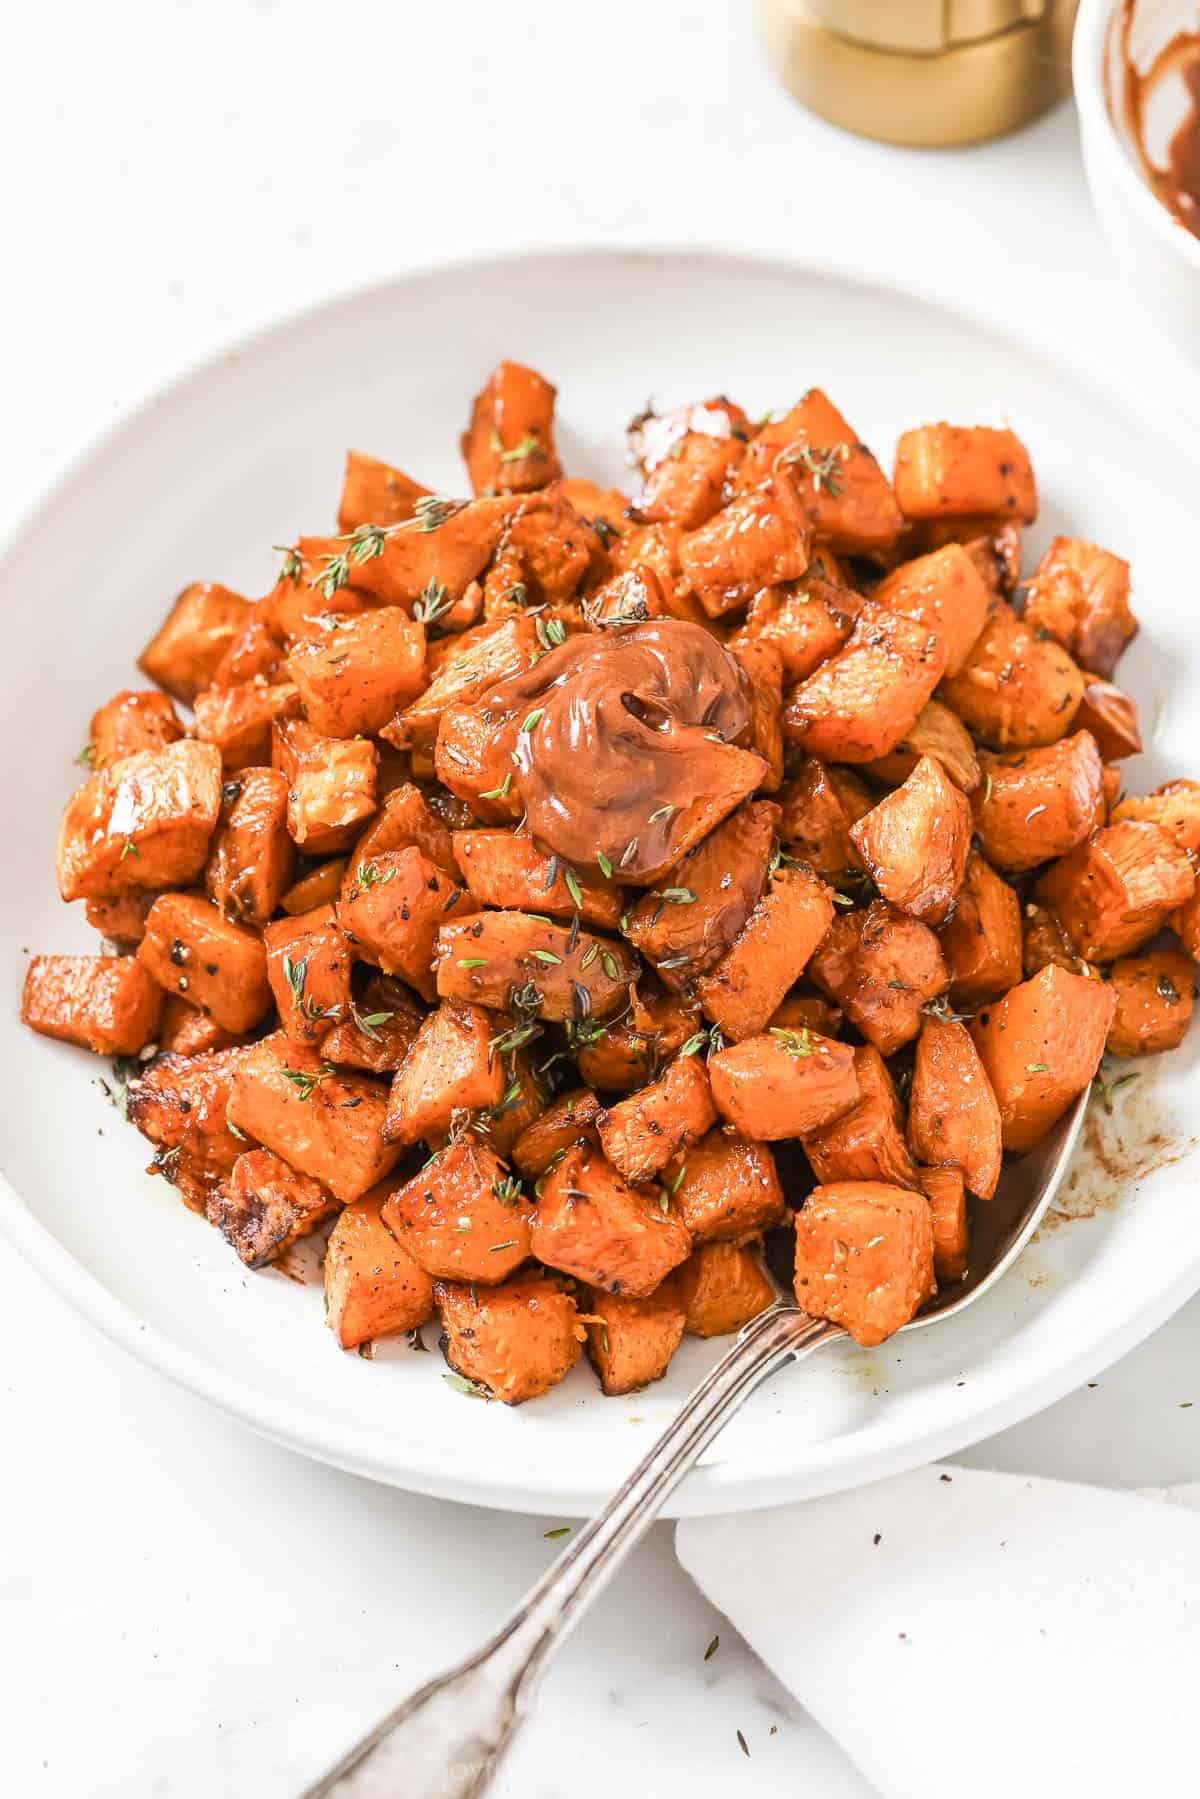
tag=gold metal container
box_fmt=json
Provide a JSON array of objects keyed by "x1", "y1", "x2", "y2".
[{"x1": 758, "y1": 0, "x2": 1080, "y2": 148}]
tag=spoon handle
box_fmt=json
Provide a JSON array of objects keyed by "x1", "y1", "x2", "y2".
[{"x1": 303, "y1": 1305, "x2": 842, "y2": 1799}]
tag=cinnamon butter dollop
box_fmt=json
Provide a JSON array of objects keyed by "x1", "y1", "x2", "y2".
[{"x1": 480, "y1": 620, "x2": 755, "y2": 881}]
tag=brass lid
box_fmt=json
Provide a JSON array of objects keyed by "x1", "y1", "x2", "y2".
[{"x1": 758, "y1": 0, "x2": 1079, "y2": 148}]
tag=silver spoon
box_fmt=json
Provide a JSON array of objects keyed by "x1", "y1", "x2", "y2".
[{"x1": 304, "y1": 1087, "x2": 1089, "y2": 1799}]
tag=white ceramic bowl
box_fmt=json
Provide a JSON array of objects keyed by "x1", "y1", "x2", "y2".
[{"x1": 1075, "y1": 0, "x2": 1200, "y2": 356}]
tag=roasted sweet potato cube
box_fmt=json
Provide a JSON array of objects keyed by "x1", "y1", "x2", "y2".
[
  {"x1": 320, "y1": 973, "x2": 423, "y2": 1073},
  {"x1": 860, "y1": 698, "x2": 981, "y2": 794},
  {"x1": 391, "y1": 615, "x2": 540, "y2": 754},
  {"x1": 471, "y1": 1045, "x2": 545, "y2": 1162},
  {"x1": 226, "y1": 1034, "x2": 401, "y2": 1202},
  {"x1": 207, "y1": 1149, "x2": 335, "y2": 1269},
  {"x1": 1105, "y1": 949, "x2": 1195, "y2": 1057},
  {"x1": 90, "y1": 689, "x2": 183, "y2": 770},
  {"x1": 212, "y1": 611, "x2": 287, "y2": 686},
  {"x1": 264, "y1": 906, "x2": 351, "y2": 1044},
  {"x1": 204, "y1": 766, "x2": 294, "y2": 924},
  {"x1": 382, "y1": 1002, "x2": 504, "y2": 1145},
  {"x1": 803, "y1": 1045, "x2": 916, "y2": 1189},
  {"x1": 287, "y1": 608, "x2": 426, "y2": 738},
  {"x1": 596, "y1": 1055, "x2": 716, "y2": 1185},
  {"x1": 1111, "y1": 781, "x2": 1200, "y2": 857},
  {"x1": 709, "y1": 1026, "x2": 859, "y2": 1140},
  {"x1": 732, "y1": 572, "x2": 862, "y2": 684},
  {"x1": 871, "y1": 544, "x2": 990, "y2": 677},
  {"x1": 893, "y1": 424, "x2": 1037, "y2": 523},
  {"x1": 584, "y1": 564, "x2": 669, "y2": 630},
  {"x1": 157, "y1": 994, "x2": 243, "y2": 1057},
  {"x1": 451, "y1": 830, "x2": 622, "y2": 930},
  {"x1": 461, "y1": 360, "x2": 563, "y2": 496},
  {"x1": 971, "y1": 965, "x2": 1116, "y2": 1152},
  {"x1": 794, "y1": 1181, "x2": 935, "y2": 1346},
  {"x1": 575, "y1": 985, "x2": 700, "y2": 1092},
  {"x1": 435, "y1": 1273, "x2": 581, "y2": 1404},
  {"x1": 434, "y1": 701, "x2": 525, "y2": 823},
  {"x1": 636, "y1": 430, "x2": 746, "y2": 531},
  {"x1": 1035, "y1": 820, "x2": 1195, "y2": 961},
  {"x1": 1022, "y1": 536, "x2": 1136, "y2": 679},
  {"x1": 624, "y1": 800, "x2": 778, "y2": 987},
  {"x1": 768, "y1": 993, "x2": 843, "y2": 1037},
  {"x1": 736, "y1": 389, "x2": 903, "y2": 555},
  {"x1": 337, "y1": 846, "x2": 475, "y2": 1000},
  {"x1": 382, "y1": 1137, "x2": 533, "y2": 1283},
  {"x1": 337, "y1": 450, "x2": 430, "y2": 533},
  {"x1": 938, "y1": 850, "x2": 1023, "y2": 1008},
  {"x1": 668, "y1": 1128, "x2": 785, "y2": 1242},
  {"x1": 324, "y1": 1183, "x2": 435, "y2": 1349},
  {"x1": 808, "y1": 901, "x2": 948, "y2": 1056},
  {"x1": 350, "y1": 781, "x2": 457, "y2": 877},
  {"x1": 21, "y1": 954, "x2": 163, "y2": 1057},
  {"x1": 84, "y1": 893, "x2": 158, "y2": 945},
  {"x1": 138, "y1": 892, "x2": 271, "y2": 1033},
  {"x1": 940, "y1": 601, "x2": 1084, "y2": 751},
  {"x1": 907, "y1": 1016, "x2": 1002, "y2": 1200},
  {"x1": 435, "y1": 912, "x2": 637, "y2": 1021},
  {"x1": 919, "y1": 1165, "x2": 968, "y2": 1285},
  {"x1": 678, "y1": 475, "x2": 810, "y2": 617},
  {"x1": 776, "y1": 759, "x2": 872, "y2": 880},
  {"x1": 1172, "y1": 887, "x2": 1200, "y2": 959},
  {"x1": 483, "y1": 492, "x2": 596, "y2": 612},
  {"x1": 698, "y1": 863, "x2": 836, "y2": 1041},
  {"x1": 1074, "y1": 681, "x2": 1142, "y2": 761},
  {"x1": 138, "y1": 581, "x2": 250, "y2": 703},
  {"x1": 192, "y1": 681, "x2": 302, "y2": 771},
  {"x1": 1022, "y1": 901, "x2": 1085, "y2": 979},
  {"x1": 282, "y1": 859, "x2": 348, "y2": 915},
  {"x1": 676, "y1": 1242, "x2": 776, "y2": 1338},
  {"x1": 849, "y1": 755, "x2": 971, "y2": 926},
  {"x1": 729, "y1": 637, "x2": 784, "y2": 791},
  {"x1": 57, "y1": 739, "x2": 222, "y2": 902},
  {"x1": 531, "y1": 1144, "x2": 691, "y2": 1297},
  {"x1": 301, "y1": 494, "x2": 514, "y2": 613},
  {"x1": 972, "y1": 732, "x2": 1104, "y2": 873},
  {"x1": 127, "y1": 1042, "x2": 256, "y2": 1188},
  {"x1": 510, "y1": 1087, "x2": 601, "y2": 1182},
  {"x1": 583, "y1": 1281, "x2": 688, "y2": 1393},
  {"x1": 286, "y1": 731, "x2": 378, "y2": 854},
  {"x1": 783, "y1": 601, "x2": 948, "y2": 763}
]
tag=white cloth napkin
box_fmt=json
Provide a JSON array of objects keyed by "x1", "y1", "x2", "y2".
[{"x1": 676, "y1": 1466, "x2": 1200, "y2": 1799}]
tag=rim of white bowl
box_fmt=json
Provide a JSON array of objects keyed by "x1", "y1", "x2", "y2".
[{"x1": 1073, "y1": 0, "x2": 1200, "y2": 276}]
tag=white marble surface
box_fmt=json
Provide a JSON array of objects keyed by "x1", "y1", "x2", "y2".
[{"x1": 4, "y1": 2, "x2": 1200, "y2": 1794}]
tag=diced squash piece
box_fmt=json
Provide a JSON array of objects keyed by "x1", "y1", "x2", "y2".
[
  {"x1": 281, "y1": 859, "x2": 348, "y2": 915},
  {"x1": 794, "y1": 1180, "x2": 935, "y2": 1346},
  {"x1": 940, "y1": 601, "x2": 1084, "y2": 750},
  {"x1": 1022, "y1": 900, "x2": 1085, "y2": 979},
  {"x1": 893, "y1": 424, "x2": 1037, "y2": 523},
  {"x1": 1105, "y1": 949, "x2": 1194, "y2": 1057},
  {"x1": 138, "y1": 581, "x2": 250, "y2": 703},
  {"x1": 192, "y1": 681, "x2": 302, "y2": 771},
  {"x1": 531, "y1": 1144, "x2": 691, "y2": 1297},
  {"x1": 264, "y1": 906, "x2": 351, "y2": 1045},
  {"x1": 324, "y1": 1183, "x2": 435, "y2": 1348},
  {"x1": 1022, "y1": 536, "x2": 1136, "y2": 679},
  {"x1": 470, "y1": 1044, "x2": 544, "y2": 1161},
  {"x1": 382, "y1": 1137, "x2": 533, "y2": 1283},
  {"x1": 300, "y1": 494, "x2": 514, "y2": 613},
  {"x1": 84, "y1": 893, "x2": 158, "y2": 944},
  {"x1": 432, "y1": 700, "x2": 522, "y2": 821},
  {"x1": 768, "y1": 993, "x2": 843, "y2": 1037},
  {"x1": 938, "y1": 850, "x2": 1023, "y2": 1008},
  {"x1": 481, "y1": 488, "x2": 596, "y2": 611},
  {"x1": 90, "y1": 690, "x2": 183, "y2": 769},
  {"x1": 971, "y1": 965, "x2": 1117, "y2": 1151},
  {"x1": 337, "y1": 450, "x2": 430, "y2": 533},
  {"x1": 57, "y1": 739, "x2": 222, "y2": 902},
  {"x1": 919, "y1": 1166, "x2": 968, "y2": 1285},
  {"x1": 21, "y1": 954, "x2": 162, "y2": 1057},
  {"x1": 584, "y1": 563, "x2": 668, "y2": 630},
  {"x1": 157, "y1": 994, "x2": 243, "y2": 1058},
  {"x1": 871, "y1": 544, "x2": 990, "y2": 676},
  {"x1": 435, "y1": 1273, "x2": 581, "y2": 1405},
  {"x1": 207, "y1": 1149, "x2": 335, "y2": 1269},
  {"x1": 783, "y1": 601, "x2": 948, "y2": 762},
  {"x1": 803, "y1": 1045, "x2": 917, "y2": 1189},
  {"x1": 729, "y1": 637, "x2": 784, "y2": 790},
  {"x1": 907, "y1": 1016, "x2": 1002, "y2": 1200},
  {"x1": 383, "y1": 1002, "x2": 504, "y2": 1145},
  {"x1": 697, "y1": 863, "x2": 836, "y2": 1041},
  {"x1": 736, "y1": 389, "x2": 904, "y2": 554},
  {"x1": 776, "y1": 759, "x2": 871, "y2": 880},
  {"x1": 575, "y1": 985, "x2": 700, "y2": 1092},
  {"x1": 678, "y1": 475, "x2": 810, "y2": 617},
  {"x1": 138, "y1": 892, "x2": 271, "y2": 1032},
  {"x1": 584, "y1": 1281, "x2": 688, "y2": 1393},
  {"x1": 127, "y1": 1042, "x2": 256, "y2": 1190},
  {"x1": 391, "y1": 615, "x2": 540, "y2": 754},
  {"x1": 435, "y1": 912, "x2": 637, "y2": 1021},
  {"x1": 848, "y1": 754, "x2": 971, "y2": 926},
  {"x1": 1035, "y1": 820, "x2": 1195, "y2": 961},
  {"x1": 708, "y1": 1026, "x2": 859, "y2": 1140},
  {"x1": 669, "y1": 1128, "x2": 785, "y2": 1242},
  {"x1": 452, "y1": 829, "x2": 622, "y2": 929},
  {"x1": 1074, "y1": 681, "x2": 1141, "y2": 761},
  {"x1": 213, "y1": 611, "x2": 287, "y2": 687},
  {"x1": 626, "y1": 800, "x2": 778, "y2": 986},
  {"x1": 676, "y1": 1242, "x2": 776, "y2": 1338},
  {"x1": 636, "y1": 430, "x2": 746, "y2": 531},
  {"x1": 204, "y1": 766, "x2": 294, "y2": 925},
  {"x1": 226, "y1": 1034, "x2": 402, "y2": 1202},
  {"x1": 350, "y1": 781, "x2": 457, "y2": 878},
  {"x1": 1112, "y1": 781, "x2": 1200, "y2": 857},
  {"x1": 511, "y1": 1086, "x2": 602, "y2": 1181},
  {"x1": 320, "y1": 973, "x2": 423, "y2": 1074},
  {"x1": 973, "y1": 732, "x2": 1103, "y2": 873},
  {"x1": 287, "y1": 608, "x2": 426, "y2": 737},
  {"x1": 338, "y1": 846, "x2": 475, "y2": 1000},
  {"x1": 860, "y1": 698, "x2": 980, "y2": 793},
  {"x1": 461, "y1": 360, "x2": 563, "y2": 496},
  {"x1": 732, "y1": 571, "x2": 862, "y2": 684},
  {"x1": 808, "y1": 901, "x2": 948, "y2": 1055},
  {"x1": 596, "y1": 1054, "x2": 716, "y2": 1184},
  {"x1": 285, "y1": 730, "x2": 378, "y2": 854}
]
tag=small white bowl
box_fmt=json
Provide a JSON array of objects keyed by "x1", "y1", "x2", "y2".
[{"x1": 1074, "y1": 0, "x2": 1200, "y2": 356}]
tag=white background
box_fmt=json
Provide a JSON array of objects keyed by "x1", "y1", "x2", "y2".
[{"x1": 5, "y1": 3, "x2": 1200, "y2": 1794}]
